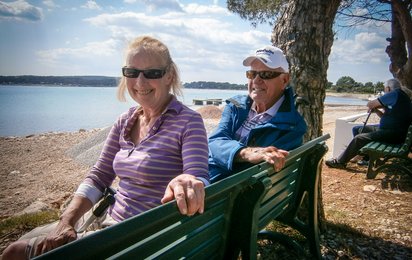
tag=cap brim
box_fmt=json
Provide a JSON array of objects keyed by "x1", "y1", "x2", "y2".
[{"x1": 243, "y1": 56, "x2": 259, "y2": 67}]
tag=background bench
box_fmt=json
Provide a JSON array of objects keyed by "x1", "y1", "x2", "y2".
[
  {"x1": 359, "y1": 123, "x2": 412, "y2": 179},
  {"x1": 36, "y1": 134, "x2": 330, "y2": 260}
]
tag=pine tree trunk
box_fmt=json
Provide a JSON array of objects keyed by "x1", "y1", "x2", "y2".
[
  {"x1": 271, "y1": 0, "x2": 341, "y2": 140},
  {"x1": 271, "y1": 0, "x2": 341, "y2": 231},
  {"x1": 387, "y1": 0, "x2": 412, "y2": 89}
]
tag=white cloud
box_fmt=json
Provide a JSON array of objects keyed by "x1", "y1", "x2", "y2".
[
  {"x1": 0, "y1": 0, "x2": 43, "y2": 21},
  {"x1": 36, "y1": 39, "x2": 121, "y2": 65},
  {"x1": 81, "y1": 8, "x2": 270, "y2": 81},
  {"x1": 125, "y1": 0, "x2": 182, "y2": 12},
  {"x1": 42, "y1": 0, "x2": 57, "y2": 9},
  {"x1": 183, "y1": 3, "x2": 228, "y2": 15},
  {"x1": 81, "y1": 0, "x2": 101, "y2": 10},
  {"x1": 330, "y1": 31, "x2": 389, "y2": 64}
]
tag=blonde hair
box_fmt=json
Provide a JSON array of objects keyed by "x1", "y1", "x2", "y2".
[{"x1": 117, "y1": 36, "x2": 183, "y2": 101}]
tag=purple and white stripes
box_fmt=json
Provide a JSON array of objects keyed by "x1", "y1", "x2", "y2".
[{"x1": 80, "y1": 97, "x2": 209, "y2": 222}]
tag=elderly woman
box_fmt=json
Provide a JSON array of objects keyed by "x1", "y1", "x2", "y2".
[{"x1": 3, "y1": 36, "x2": 209, "y2": 259}]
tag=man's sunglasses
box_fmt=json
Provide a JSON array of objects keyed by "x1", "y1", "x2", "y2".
[
  {"x1": 122, "y1": 67, "x2": 167, "y2": 79},
  {"x1": 246, "y1": 70, "x2": 284, "y2": 80}
]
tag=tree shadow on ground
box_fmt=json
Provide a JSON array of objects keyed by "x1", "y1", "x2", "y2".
[
  {"x1": 343, "y1": 160, "x2": 412, "y2": 192},
  {"x1": 321, "y1": 221, "x2": 412, "y2": 259},
  {"x1": 378, "y1": 172, "x2": 412, "y2": 192},
  {"x1": 374, "y1": 158, "x2": 412, "y2": 192},
  {"x1": 257, "y1": 220, "x2": 412, "y2": 259}
]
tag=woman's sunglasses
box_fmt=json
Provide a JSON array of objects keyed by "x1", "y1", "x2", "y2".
[
  {"x1": 122, "y1": 67, "x2": 167, "y2": 79},
  {"x1": 246, "y1": 70, "x2": 284, "y2": 80}
]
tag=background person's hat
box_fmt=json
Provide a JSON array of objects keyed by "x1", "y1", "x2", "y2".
[{"x1": 243, "y1": 46, "x2": 289, "y2": 72}]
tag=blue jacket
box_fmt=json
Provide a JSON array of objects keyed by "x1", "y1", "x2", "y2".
[{"x1": 208, "y1": 87, "x2": 307, "y2": 182}]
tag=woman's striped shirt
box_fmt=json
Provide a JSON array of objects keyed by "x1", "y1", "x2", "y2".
[{"x1": 77, "y1": 97, "x2": 209, "y2": 222}]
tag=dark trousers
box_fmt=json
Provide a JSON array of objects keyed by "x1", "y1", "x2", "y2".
[{"x1": 338, "y1": 127, "x2": 407, "y2": 163}]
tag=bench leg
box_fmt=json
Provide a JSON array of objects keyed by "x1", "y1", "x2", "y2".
[
  {"x1": 374, "y1": 160, "x2": 412, "y2": 178},
  {"x1": 366, "y1": 155, "x2": 380, "y2": 179},
  {"x1": 257, "y1": 230, "x2": 306, "y2": 257},
  {"x1": 367, "y1": 155, "x2": 411, "y2": 179}
]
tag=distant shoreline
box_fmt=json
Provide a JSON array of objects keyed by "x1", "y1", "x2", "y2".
[{"x1": 1, "y1": 84, "x2": 373, "y2": 100}]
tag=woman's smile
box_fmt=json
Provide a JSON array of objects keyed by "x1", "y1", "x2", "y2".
[{"x1": 136, "y1": 89, "x2": 153, "y2": 95}]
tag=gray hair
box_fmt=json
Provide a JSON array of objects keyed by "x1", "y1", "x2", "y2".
[{"x1": 385, "y1": 78, "x2": 401, "y2": 91}]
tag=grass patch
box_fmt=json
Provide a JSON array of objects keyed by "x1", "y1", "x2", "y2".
[
  {"x1": 325, "y1": 209, "x2": 348, "y2": 222},
  {"x1": 0, "y1": 210, "x2": 59, "y2": 235},
  {"x1": 264, "y1": 220, "x2": 306, "y2": 242}
]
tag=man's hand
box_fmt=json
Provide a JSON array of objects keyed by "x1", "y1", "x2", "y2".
[
  {"x1": 35, "y1": 221, "x2": 77, "y2": 256},
  {"x1": 237, "y1": 146, "x2": 289, "y2": 172},
  {"x1": 161, "y1": 174, "x2": 205, "y2": 216}
]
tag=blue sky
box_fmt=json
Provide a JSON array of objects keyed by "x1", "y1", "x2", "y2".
[{"x1": 0, "y1": 0, "x2": 393, "y2": 84}]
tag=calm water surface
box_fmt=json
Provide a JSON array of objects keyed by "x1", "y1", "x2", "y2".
[{"x1": 0, "y1": 86, "x2": 366, "y2": 136}]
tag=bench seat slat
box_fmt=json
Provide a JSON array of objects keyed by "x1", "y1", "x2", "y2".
[
  {"x1": 258, "y1": 198, "x2": 291, "y2": 229},
  {"x1": 262, "y1": 167, "x2": 299, "y2": 201},
  {"x1": 114, "y1": 217, "x2": 225, "y2": 259},
  {"x1": 114, "y1": 202, "x2": 229, "y2": 258}
]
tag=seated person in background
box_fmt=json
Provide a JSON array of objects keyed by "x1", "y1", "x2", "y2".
[
  {"x1": 3, "y1": 36, "x2": 209, "y2": 259},
  {"x1": 326, "y1": 78, "x2": 412, "y2": 169},
  {"x1": 208, "y1": 46, "x2": 307, "y2": 183},
  {"x1": 350, "y1": 123, "x2": 379, "y2": 166}
]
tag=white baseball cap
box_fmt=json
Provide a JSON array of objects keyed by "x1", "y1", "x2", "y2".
[{"x1": 243, "y1": 45, "x2": 289, "y2": 72}]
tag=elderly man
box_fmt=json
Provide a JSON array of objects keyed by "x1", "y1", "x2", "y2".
[
  {"x1": 208, "y1": 46, "x2": 307, "y2": 182},
  {"x1": 326, "y1": 78, "x2": 412, "y2": 169}
]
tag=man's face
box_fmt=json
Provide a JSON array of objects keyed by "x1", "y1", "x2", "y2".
[{"x1": 247, "y1": 59, "x2": 289, "y2": 112}]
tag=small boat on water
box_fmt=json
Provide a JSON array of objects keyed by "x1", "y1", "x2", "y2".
[{"x1": 193, "y1": 98, "x2": 223, "y2": 106}]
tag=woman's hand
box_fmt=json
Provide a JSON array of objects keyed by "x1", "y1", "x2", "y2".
[
  {"x1": 161, "y1": 174, "x2": 205, "y2": 216},
  {"x1": 34, "y1": 195, "x2": 93, "y2": 256},
  {"x1": 35, "y1": 221, "x2": 77, "y2": 256}
]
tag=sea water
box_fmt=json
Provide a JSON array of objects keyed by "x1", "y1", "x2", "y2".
[{"x1": 0, "y1": 85, "x2": 366, "y2": 137}]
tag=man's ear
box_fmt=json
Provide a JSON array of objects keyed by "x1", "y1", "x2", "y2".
[{"x1": 282, "y1": 73, "x2": 290, "y2": 86}]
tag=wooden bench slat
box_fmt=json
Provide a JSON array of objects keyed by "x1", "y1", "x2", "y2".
[
  {"x1": 262, "y1": 166, "x2": 299, "y2": 202},
  {"x1": 118, "y1": 218, "x2": 225, "y2": 259},
  {"x1": 258, "y1": 189, "x2": 294, "y2": 228},
  {"x1": 117, "y1": 206, "x2": 228, "y2": 258}
]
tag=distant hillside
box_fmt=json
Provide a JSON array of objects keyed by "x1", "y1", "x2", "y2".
[
  {"x1": 0, "y1": 75, "x2": 119, "y2": 87},
  {"x1": 0, "y1": 76, "x2": 247, "y2": 90},
  {"x1": 184, "y1": 81, "x2": 247, "y2": 90}
]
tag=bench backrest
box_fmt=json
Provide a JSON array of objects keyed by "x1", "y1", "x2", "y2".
[
  {"x1": 401, "y1": 123, "x2": 412, "y2": 152},
  {"x1": 233, "y1": 134, "x2": 330, "y2": 259}
]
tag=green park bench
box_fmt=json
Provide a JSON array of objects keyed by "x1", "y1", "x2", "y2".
[
  {"x1": 35, "y1": 134, "x2": 330, "y2": 260},
  {"x1": 359, "y1": 123, "x2": 412, "y2": 179},
  {"x1": 235, "y1": 134, "x2": 329, "y2": 259}
]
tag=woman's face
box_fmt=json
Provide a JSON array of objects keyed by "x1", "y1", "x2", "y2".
[{"x1": 124, "y1": 49, "x2": 173, "y2": 109}]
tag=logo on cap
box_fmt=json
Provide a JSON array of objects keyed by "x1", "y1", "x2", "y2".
[{"x1": 256, "y1": 48, "x2": 275, "y2": 55}]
